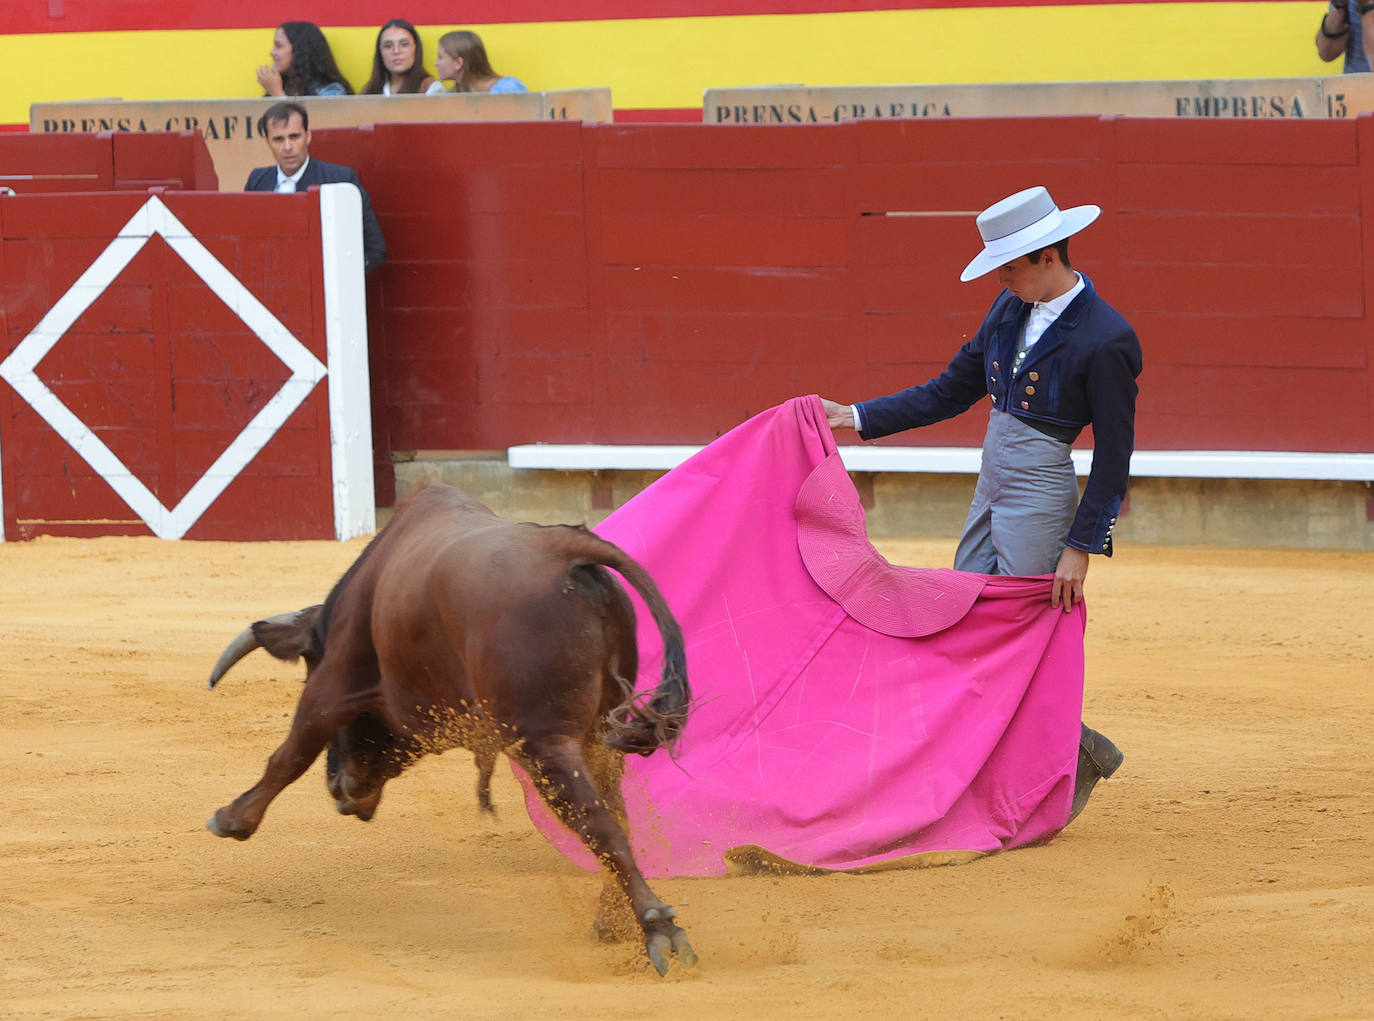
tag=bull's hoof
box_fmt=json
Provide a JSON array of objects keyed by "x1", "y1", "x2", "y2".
[
  {"x1": 205, "y1": 809, "x2": 255, "y2": 841},
  {"x1": 642, "y1": 906, "x2": 697, "y2": 976}
]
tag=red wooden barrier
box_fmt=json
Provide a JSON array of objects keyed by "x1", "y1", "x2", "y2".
[
  {"x1": 305, "y1": 115, "x2": 1374, "y2": 459},
  {"x1": 0, "y1": 187, "x2": 372, "y2": 540},
  {"x1": 0, "y1": 131, "x2": 217, "y2": 194},
  {"x1": 3, "y1": 117, "x2": 1369, "y2": 540},
  {"x1": 110, "y1": 131, "x2": 219, "y2": 192}
]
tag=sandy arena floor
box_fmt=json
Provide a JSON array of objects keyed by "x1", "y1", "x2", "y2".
[{"x1": 2, "y1": 534, "x2": 1371, "y2": 1020}]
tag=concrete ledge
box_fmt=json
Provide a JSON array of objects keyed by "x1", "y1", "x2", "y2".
[{"x1": 395, "y1": 454, "x2": 1374, "y2": 551}]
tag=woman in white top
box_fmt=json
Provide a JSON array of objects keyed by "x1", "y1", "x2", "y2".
[
  {"x1": 361, "y1": 18, "x2": 445, "y2": 96},
  {"x1": 434, "y1": 30, "x2": 528, "y2": 94}
]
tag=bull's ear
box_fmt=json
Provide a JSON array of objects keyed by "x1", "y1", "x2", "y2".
[
  {"x1": 294, "y1": 604, "x2": 323, "y2": 630},
  {"x1": 251, "y1": 605, "x2": 322, "y2": 663}
]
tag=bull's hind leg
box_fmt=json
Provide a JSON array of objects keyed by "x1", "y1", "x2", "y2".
[
  {"x1": 207, "y1": 682, "x2": 352, "y2": 840},
  {"x1": 519, "y1": 735, "x2": 696, "y2": 976},
  {"x1": 582, "y1": 739, "x2": 639, "y2": 943}
]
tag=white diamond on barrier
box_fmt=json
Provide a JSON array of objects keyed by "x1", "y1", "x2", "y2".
[{"x1": 0, "y1": 196, "x2": 327, "y2": 539}]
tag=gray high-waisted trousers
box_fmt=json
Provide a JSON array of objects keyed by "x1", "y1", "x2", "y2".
[{"x1": 953, "y1": 409, "x2": 1079, "y2": 577}]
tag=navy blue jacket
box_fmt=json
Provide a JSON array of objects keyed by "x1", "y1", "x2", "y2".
[
  {"x1": 855, "y1": 274, "x2": 1142, "y2": 556},
  {"x1": 245, "y1": 158, "x2": 387, "y2": 276}
]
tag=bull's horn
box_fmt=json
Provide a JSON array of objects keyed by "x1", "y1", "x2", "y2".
[{"x1": 206, "y1": 611, "x2": 299, "y2": 689}]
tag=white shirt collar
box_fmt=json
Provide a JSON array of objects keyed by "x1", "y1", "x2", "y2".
[
  {"x1": 1032, "y1": 271, "x2": 1085, "y2": 318},
  {"x1": 276, "y1": 157, "x2": 310, "y2": 190},
  {"x1": 1018, "y1": 272, "x2": 1086, "y2": 361}
]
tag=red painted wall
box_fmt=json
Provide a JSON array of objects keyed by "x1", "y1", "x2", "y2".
[{"x1": 307, "y1": 115, "x2": 1374, "y2": 459}]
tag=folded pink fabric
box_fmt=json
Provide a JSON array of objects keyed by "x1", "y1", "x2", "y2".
[{"x1": 519, "y1": 396, "x2": 1085, "y2": 876}]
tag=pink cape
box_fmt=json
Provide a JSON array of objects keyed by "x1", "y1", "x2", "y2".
[{"x1": 518, "y1": 396, "x2": 1085, "y2": 876}]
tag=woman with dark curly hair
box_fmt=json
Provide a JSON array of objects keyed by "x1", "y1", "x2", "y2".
[
  {"x1": 361, "y1": 19, "x2": 445, "y2": 95},
  {"x1": 257, "y1": 21, "x2": 353, "y2": 97}
]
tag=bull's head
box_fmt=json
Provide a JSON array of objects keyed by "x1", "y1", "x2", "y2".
[
  {"x1": 206, "y1": 604, "x2": 323, "y2": 688},
  {"x1": 208, "y1": 604, "x2": 407, "y2": 822},
  {"x1": 324, "y1": 713, "x2": 412, "y2": 821}
]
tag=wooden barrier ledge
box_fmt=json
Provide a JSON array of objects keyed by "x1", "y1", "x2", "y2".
[
  {"x1": 30, "y1": 90, "x2": 612, "y2": 193},
  {"x1": 704, "y1": 75, "x2": 1374, "y2": 124}
]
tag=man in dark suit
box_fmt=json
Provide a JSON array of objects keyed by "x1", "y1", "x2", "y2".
[
  {"x1": 820, "y1": 185, "x2": 1143, "y2": 825},
  {"x1": 245, "y1": 101, "x2": 387, "y2": 275}
]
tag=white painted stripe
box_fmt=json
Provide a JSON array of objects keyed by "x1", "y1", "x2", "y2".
[
  {"x1": 156, "y1": 199, "x2": 325, "y2": 536},
  {"x1": 507, "y1": 444, "x2": 1374, "y2": 482},
  {"x1": 319, "y1": 183, "x2": 376, "y2": 540}
]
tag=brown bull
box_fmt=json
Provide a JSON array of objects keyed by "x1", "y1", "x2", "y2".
[{"x1": 205, "y1": 483, "x2": 696, "y2": 975}]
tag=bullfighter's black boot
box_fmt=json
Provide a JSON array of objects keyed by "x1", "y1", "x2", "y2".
[{"x1": 1067, "y1": 723, "x2": 1124, "y2": 825}]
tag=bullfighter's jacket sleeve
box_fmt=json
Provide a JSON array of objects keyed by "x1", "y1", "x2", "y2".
[{"x1": 1065, "y1": 322, "x2": 1141, "y2": 557}]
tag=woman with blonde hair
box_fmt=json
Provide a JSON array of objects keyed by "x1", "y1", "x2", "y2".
[
  {"x1": 362, "y1": 18, "x2": 445, "y2": 95},
  {"x1": 434, "y1": 30, "x2": 527, "y2": 93}
]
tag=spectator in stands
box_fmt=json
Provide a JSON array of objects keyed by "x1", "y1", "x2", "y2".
[
  {"x1": 817, "y1": 185, "x2": 1142, "y2": 826},
  {"x1": 1316, "y1": 0, "x2": 1373, "y2": 73},
  {"x1": 245, "y1": 101, "x2": 387, "y2": 275},
  {"x1": 361, "y1": 19, "x2": 445, "y2": 95},
  {"x1": 257, "y1": 21, "x2": 353, "y2": 97},
  {"x1": 434, "y1": 30, "x2": 528, "y2": 94}
]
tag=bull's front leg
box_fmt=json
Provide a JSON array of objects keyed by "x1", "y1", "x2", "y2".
[
  {"x1": 207, "y1": 686, "x2": 345, "y2": 840},
  {"x1": 520, "y1": 735, "x2": 697, "y2": 976}
]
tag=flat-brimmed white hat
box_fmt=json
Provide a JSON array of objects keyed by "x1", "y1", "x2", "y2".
[{"x1": 959, "y1": 186, "x2": 1100, "y2": 282}]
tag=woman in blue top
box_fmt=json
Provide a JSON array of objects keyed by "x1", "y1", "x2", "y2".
[
  {"x1": 434, "y1": 30, "x2": 528, "y2": 94},
  {"x1": 257, "y1": 21, "x2": 353, "y2": 97}
]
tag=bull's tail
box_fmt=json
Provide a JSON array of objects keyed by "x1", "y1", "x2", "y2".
[{"x1": 567, "y1": 532, "x2": 690, "y2": 757}]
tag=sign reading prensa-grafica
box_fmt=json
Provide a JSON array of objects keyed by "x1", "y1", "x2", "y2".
[
  {"x1": 712, "y1": 101, "x2": 954, "y2": 124},
  {"x1": 40, "y1": 114, "x2": 262, "y2": 139}
]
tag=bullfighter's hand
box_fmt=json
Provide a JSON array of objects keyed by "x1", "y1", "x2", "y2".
[
  {"x1": 820, "y1": 398, "x2": 855, "y2": 432},
  {"x1": 257, "y1": 66, "x2": 286, "y2": 96},
  {"x1": 1051, "y1": 545, "x2": 1089, "y2": 612}
]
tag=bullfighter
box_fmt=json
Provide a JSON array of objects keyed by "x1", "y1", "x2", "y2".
[{"x1": 820, "y1": 184, "x2": 1143, "y2": 824}]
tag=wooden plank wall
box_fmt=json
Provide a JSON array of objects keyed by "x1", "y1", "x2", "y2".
[
  {"x1": 0, "y1": 131, "x2": 217, "y2": 194},
  {"x1": 0, "y1": 191, "x2": 333, "y2": 539},
  {"x1": 1111, "y1": 117, "x2": 1365, "y2": 451},
  {"x1": 310, "y1": 116, "x2": 1374, "y2": 458}
]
